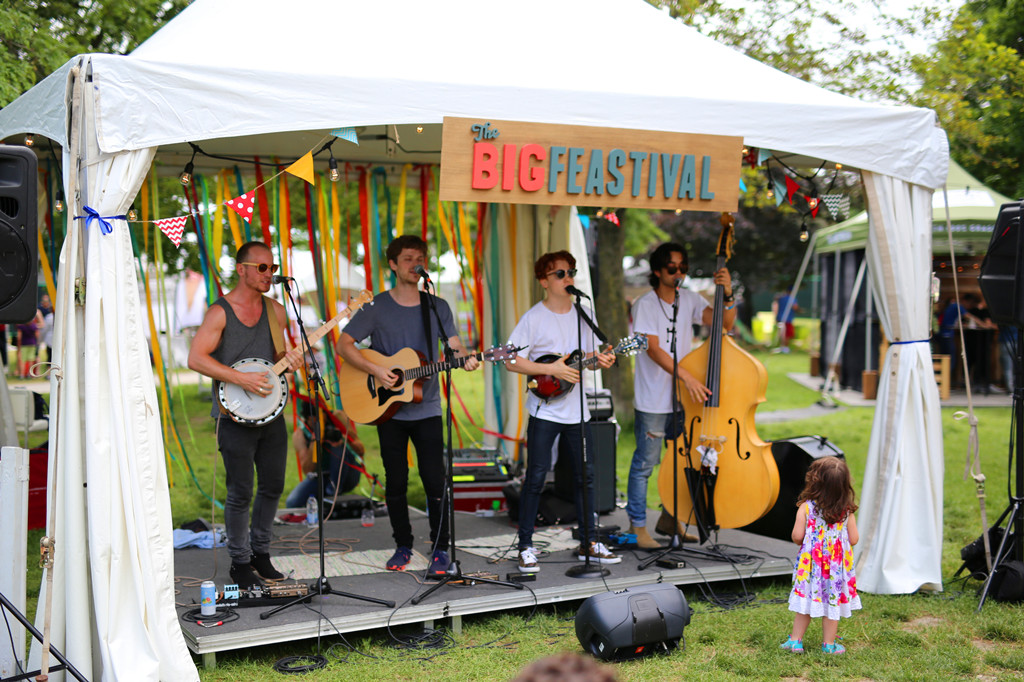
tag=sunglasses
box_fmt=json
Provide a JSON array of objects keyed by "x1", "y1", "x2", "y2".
[
  {"x1": 240, "y1": 262, "x2": 280, "y2": 274},
  {"x1": 663, "y1": 263, "x2": 687, "y2": 275},
  {"x1": 546, "y1": 268, "x2": 577, "y2": 279}
]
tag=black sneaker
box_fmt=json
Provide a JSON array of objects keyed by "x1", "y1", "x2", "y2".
[
  {"x1": 229, "y1": 562, "x2": 263, "y2": 591},
  {"x1": 250, "y1": 553, "x2": 284, "y2": 581}
]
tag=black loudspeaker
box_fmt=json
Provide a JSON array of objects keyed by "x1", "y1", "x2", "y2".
[
  {"x1": 979, "y1": 200, "x2": 1024, "y2": 326},
  {"x1": 740, "y1": 436, "x2": 845, "y2": 541},
  {"x1": 0, "y1": 146, "x2": 38, "y2": 323},
  {"x1": 554, "y1": 419, "x2": 616, "y2": 514},
  {"x1": 575, "y1": 584, "x2": 691, "y2": 661}
]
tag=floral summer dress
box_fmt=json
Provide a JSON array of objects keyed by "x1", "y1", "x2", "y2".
[{"x1": 788, "y1": 500, "x2": 862, "y2": 620}]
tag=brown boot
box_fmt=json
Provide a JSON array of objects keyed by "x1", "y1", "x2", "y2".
[
  {"x1": 628, "y1": 525, "x2": 662, "y2": 550},
  {"x1": 655, "y1": 510, "x2": 699, "y2": 542}
]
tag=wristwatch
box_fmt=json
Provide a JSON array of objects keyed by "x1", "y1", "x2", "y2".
[{"x1": 723, "y1": 293, "x2": 735, "y2": 303}]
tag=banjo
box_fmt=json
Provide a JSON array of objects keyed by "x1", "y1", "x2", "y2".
[{"x1": 218, "y1": 290, "x2": 373, "y2": 425}]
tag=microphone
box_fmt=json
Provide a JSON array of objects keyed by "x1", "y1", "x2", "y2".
[
  {"x1": 413, "y1": 265, "x2": 431, "y2": 281},
  {"x1": 272, "y1": 274, "x2": 295, "y2": 285},
  {"x1": 565, "y1": 285, "x2": 590, "y2": 300}
]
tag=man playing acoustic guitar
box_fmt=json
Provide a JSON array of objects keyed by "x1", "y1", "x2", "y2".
[
  {"x1": 188, "y1": 241, "x2": 304, "y2": 590},
  {"x1": 626, "y1": 242, "x2": 735, "y2": 548},
  {"x1": 504, "y1": 251, "x2": 619, "y2": 573},
  {"x1": 337, "y1": 235, "x2": 479, "y2": 574}
]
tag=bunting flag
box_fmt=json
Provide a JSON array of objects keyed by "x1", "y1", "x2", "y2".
[
  {"x1": 285, "y1": 151, "x2": 316, "y2": 185},
  {"x1": 226, "y1": 189, "x2": 257, "y2": 223},
  {"x1": 821, "y1": 194, "x2": 851, "y2": 221},
  {"x1": 156, "y1": 216, "x2": 188, "y2": 246},
  {"x1": 758, "y1": 149, "x2": 772, "y2": 166},
  {"x1": 772, "y1": 176, "x2": 787, "y2": 207},
  {"x1": 784, "y1": 175, "x2": 801, "y2": 204},
  {"x1": 743, "y1": 147, "x2": 758, "y2": 168},
  {"x1": 331, "y1": 127, "x2": 360, "y2": 145}
]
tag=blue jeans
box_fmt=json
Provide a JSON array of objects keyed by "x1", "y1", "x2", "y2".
[
  {"x1": 517, "y1": 416, "x2": 597, "y2": 550},
  {"x1": 625, "y1": 411, "x2": 678, "y2": 527},
  {"x1": 284, "y1": 442, "x2": 361, "y2": 508}
]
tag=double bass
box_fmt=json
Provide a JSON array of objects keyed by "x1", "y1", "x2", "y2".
[{"x1": 657, "y1": 213, "x2": 779, "y2": 533}]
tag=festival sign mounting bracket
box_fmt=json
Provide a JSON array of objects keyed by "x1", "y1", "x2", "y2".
[{"x1": 439, "y1": 117, "x2": 741, "y2": 213}]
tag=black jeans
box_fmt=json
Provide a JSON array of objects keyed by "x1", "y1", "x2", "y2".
[
  {"x1": 518, "y1": 416, "x2": 597, "y2": 550},
  {"x1": 376, "y1": 416, "x2": 449, "y2": 550},
  {"x1": 216, "y1": 415, "x2": 288, "y2": 563}
]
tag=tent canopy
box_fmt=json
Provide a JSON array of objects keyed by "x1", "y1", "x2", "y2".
[
  {"x1": 816, "y1": 161, "x2": 1013, "y2": 255},
  {"x1": 1, "y1": 0, "x2": 946, "y2": 187}
]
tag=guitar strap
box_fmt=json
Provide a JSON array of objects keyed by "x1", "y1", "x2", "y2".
[
  {"x1": 576, "y1": 305, "x2": 609, "y2": 345},
  {"x1": 419, "y1": 291, "x2": 435, "y2": 362},
  {"x1": 264, "y1": 296, "x2": 286, "y2": 361}
]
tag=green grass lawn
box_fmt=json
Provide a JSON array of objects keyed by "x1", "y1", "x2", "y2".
[{"x1": 18, "y1": 350, "x2": 1024, "y2": 680}]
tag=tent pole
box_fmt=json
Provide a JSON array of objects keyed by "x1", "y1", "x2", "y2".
[{"x1": 822, "y1": 257, "x2": 868, "y2": 401}]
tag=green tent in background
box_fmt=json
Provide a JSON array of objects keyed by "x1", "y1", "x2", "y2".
[{"x1": 815, "y1": 160, "x2": 1015, "y2": 256}]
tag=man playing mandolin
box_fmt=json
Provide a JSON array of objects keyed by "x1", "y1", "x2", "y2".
[
  {"x1": 626, "y1": 242, "x2": 736, "y2": 549},
  {"x1": 336, "y1": 235, "x2": 479, "y2": 575},
  {"x1": 505, "y1": 251, "x2": 619, "y2": 573},
  {"x1": 188, "y1": 241, "x2": 304, "y2": 590}
]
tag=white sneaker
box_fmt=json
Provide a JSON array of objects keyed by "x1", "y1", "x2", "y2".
[
  {"x1": 518, "y1": 547, "x2": 540, "y2": 573},
  {"x1": 578, "y1": 541, "x2": 621, "y2": 564}
]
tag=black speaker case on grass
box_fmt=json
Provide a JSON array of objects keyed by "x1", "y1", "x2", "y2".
[
  {"x1": 575, "y1": 584, "x2": 691, "y2": 661},
  {"x1": 740, "y1": 436, "x2": 845, "y2": 541},
  {"x1": 0, "y1": 145, "x2": 38, "y2": 323}
]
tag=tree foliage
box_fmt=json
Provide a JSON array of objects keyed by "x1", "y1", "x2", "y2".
[
  {"x1": 0, "y1": 0, "x2": 189, "y2": 106},
  {"x1": 912, "y1": 3, "x2": 1024, "y2": 199}
]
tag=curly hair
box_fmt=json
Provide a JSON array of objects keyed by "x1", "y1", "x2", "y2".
[
  {"x1": 647, "y1": 242, "x2": 687, "y2": 288},
  {"x1": 796, "y1": 456, "x2": 858, "y2": 525},
  {"x1": 533, "y1": 250, "x2": 576, "y2": 281}
]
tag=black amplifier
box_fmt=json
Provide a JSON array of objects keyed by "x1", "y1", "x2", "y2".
[{"x1": 586, "y1": 389, "x2": 614, "y2": 421}]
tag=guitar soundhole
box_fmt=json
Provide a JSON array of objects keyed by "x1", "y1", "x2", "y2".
[{"x1": 392, "y1": 369, "x2": 405, "y2": 388}]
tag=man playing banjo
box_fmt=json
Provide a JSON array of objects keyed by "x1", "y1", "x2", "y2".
[{"x1": 189, "y1": 241, "x2": 303, "y2": 590}]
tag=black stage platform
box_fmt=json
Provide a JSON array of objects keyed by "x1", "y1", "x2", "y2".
[{"x1": 175, "y1": 506, "x2": 796, "y2": 669}]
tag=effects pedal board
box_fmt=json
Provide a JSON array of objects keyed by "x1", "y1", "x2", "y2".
[{"x1": 219, "y1": 582, "x2": 313, "y2": 608}]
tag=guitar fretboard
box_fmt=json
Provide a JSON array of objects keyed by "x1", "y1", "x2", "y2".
[{"x1": 404, "y1": 351, "x2": 483, "y2": 381}]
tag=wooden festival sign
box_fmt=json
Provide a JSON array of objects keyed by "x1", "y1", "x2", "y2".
[{"x1": 439, "y1": 117, "x2": 741, "y2": 212}]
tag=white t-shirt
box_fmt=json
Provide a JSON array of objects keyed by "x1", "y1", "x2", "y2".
[
  {"x1": 508, "y1": 300, "x2": 599, "y2": 423},
  {"x1": 631, "y1": 288, "x2": 708, "y2": 414}
]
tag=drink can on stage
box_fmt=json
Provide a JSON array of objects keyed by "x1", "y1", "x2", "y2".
[{"x1": 200, "y1": 580, "x2": 217, "y2": 617}]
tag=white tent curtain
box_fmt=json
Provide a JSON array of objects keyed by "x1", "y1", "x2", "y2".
[
  {"x1": 28, "y1": 59, "x2": 198, "y2": 681},
  {"x1": 855, "y1": 170, "x2": 944, "y2": 593}
]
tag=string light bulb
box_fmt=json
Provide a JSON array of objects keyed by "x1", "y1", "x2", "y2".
[
  {"x1": 835, "y1": 163, "x2": 843, "y2": 170},
  {"x1": 328, "y1": 155, "x2": 340, "y2": 182},
  {"x1": 179, "y1": 146, "x2": 198, "y2": 186},
  {"x1": 675, "y1": 208, "x2": 683, "y2": 215},
  {"x1": 416, "y1": 126, "x2": 424, "y2": 134},
  {"x1": 766, "y1": 189, "x2": 774, "y2": 199},
  {"x1": 807, "y1": 197, "x2": 818, "y2": 209},
  {"x1": 127, "y1": 206, "x2": 138, "y2": 221},
  {"x1": 54, "y1": 192, "x2": 65, "y2": 214},
  {"x1": 24, "y1": 134, "x2": 35, "y2": 147},
  {"x1": 799, "y1": 228, "x2": 809, "y2": 243}
]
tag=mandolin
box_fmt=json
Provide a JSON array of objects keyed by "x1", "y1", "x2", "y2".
[{"x1": 526, "y1": 332, "x2": 648, "y2": 402}]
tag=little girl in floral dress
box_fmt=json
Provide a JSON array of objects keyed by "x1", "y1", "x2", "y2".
[{"x1": 781, "y1": 456, "x2": 861, "y2": 655}]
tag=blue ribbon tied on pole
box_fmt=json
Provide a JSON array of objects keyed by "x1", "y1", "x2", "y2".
[{"x1": 75, "y1": 205, "x2": 127, "y2": 235}]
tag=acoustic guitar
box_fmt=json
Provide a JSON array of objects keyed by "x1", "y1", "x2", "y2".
[
  {"x1": 339, "y1": 344, "x2": 522, "y2": 424},
  {"x1": 218, "y1": 290, "x2": 373, "y2": 425},
  {"x1": 526, "y1": 332, "x2": 648, "y2": 402}
]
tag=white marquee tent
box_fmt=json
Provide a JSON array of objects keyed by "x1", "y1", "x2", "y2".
[{"x1": 0, "y1": 0, "x2": 948, "y2": 678}]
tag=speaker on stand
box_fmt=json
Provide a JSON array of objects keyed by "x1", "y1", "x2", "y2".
[{"x1": 0, "y1": 146, "x2": 38, "y2": 323}]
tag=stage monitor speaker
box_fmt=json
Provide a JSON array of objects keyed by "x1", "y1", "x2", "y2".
[
  {"x1": 575, "y1": 584, "x2": 690, "y2": 661},
  {"x1": 554, "y1": 419, "x2": 616, "y2": 514},
  {"x1": 0, "y1": 146, "x2": 38, "y2": 323},
  {"x1": 740, "y1": 436, "x2": 844, "y2": 541},
  {"x1": 979, "y1": 200, "x2": 1024, "y2": 326}
]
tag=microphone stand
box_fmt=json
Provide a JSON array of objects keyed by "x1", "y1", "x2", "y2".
[
  {"x1": 412, "y1": 274, "x2": 522, "y2": 604},
  {"x1": 263, "y1": 281, "x2": 394, "y2": 619},
  {"x1": 565, "y1": 291, "x2": 609, "y2": 579},
  {"x1": 639, "y1": 282, "x2": 706, "y2": 570}
]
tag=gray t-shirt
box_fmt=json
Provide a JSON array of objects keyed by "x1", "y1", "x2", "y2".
[{"x1": 343, "y1": 290, "x2": 457, "y2": 421}]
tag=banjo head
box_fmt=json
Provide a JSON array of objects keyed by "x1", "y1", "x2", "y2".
[{"x1": 219, "y1": 357, "x2": 289, "y2": 425}]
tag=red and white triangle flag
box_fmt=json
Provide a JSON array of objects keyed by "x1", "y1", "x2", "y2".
[
  {"x1": 156, "y1": 216, "x2": 189, "y2": 247},
  {"x1": 226, "y1": 190, "x2": 256, "y2": 223}
]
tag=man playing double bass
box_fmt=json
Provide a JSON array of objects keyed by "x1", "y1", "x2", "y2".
[{"x1": 626, "y1": 242, "x2": 736, "y2": 549}]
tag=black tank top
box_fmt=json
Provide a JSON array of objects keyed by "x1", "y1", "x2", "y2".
[{"x1": 209, "y1": 297, "x2": 274, "y2": 417}]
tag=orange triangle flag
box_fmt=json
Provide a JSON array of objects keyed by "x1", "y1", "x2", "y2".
[{"x1": 285, "y1": 152, "x2": 315, "y2": 185}]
